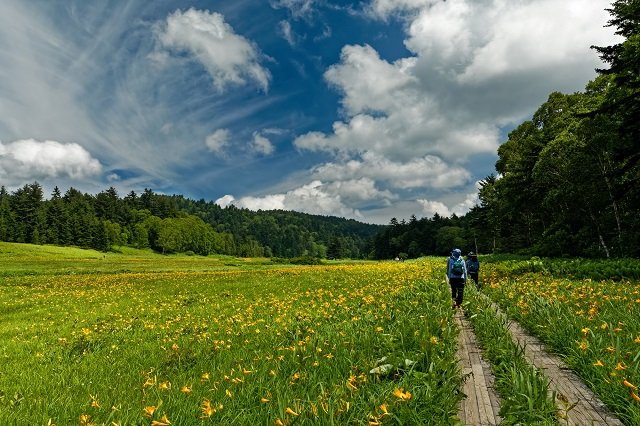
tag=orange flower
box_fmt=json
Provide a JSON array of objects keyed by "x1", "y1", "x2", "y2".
[
  {"x1": 275, "y1": 419, "x2": 285, "y2": 426},
  {"x1": 393, "y1": 388, "x2": 412, "y2": 401},
  {"x1": 285, "y1": 407, "x2": 299, "y2": 416},
  {"x1": 623, "y1": 380, "x2": 637, "y2": 390},
  {"x1": 632, "y1": 391, "x2": 640, "y2": 402},
  {"x1": 90, "y1": 394, "x2": 100, "y2": 408},
  {"x1": 593, "y1": 360, "x2": 604, "y2": 367},
  {"x1": 180, "y1": 385, "x2": 192, "y2": 394},
  {"x1": 142, "y1": 406, "x2": 157, "y2": 418},
  {"x1": 346, "y1": 376, "x2": 358, "y2": 391},
  {"x1": 201, "y1": 399, "x2": 216, "y2": 418},
  {"x1": 151, "y1": 415, "x2": 171, "y2": 426}
]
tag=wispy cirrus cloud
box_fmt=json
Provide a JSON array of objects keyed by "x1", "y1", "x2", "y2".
[{"x1": 0, "y1": 1, "x2": 277, "y2": 195}]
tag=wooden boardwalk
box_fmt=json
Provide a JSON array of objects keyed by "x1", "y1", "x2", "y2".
[
  {"x1": 505, "y1": 318, "x2": 624, "y2": 426},
  {"x1": 454, "y1": 298, "x2": 625, "y2": 425},
  {"x1": 455, "y1": 309, "x2": 502, "y2": 425}
]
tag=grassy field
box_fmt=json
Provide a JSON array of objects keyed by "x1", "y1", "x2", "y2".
[
  {"x1": 0, "y1": 242, "x2": 278, "y2": 277},
  {"x1": 5, "y1": 243, "x2": 638, "y2": 425},
  {"x1": 0, "y1": 243, "x2": 460, "y2": 425}
]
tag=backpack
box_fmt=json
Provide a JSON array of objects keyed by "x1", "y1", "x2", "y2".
[
  {"x1": 467, "y1": 259, "x2": 479, "y2": 273},
  {"x1": 451, "y1": 257, "x2": 464, "y2": 276}
]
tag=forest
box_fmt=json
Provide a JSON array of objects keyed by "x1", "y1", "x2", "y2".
[
  {"x1": 0, "y1": 184, "x2": 382, "y2": 258},
  {"x1": 0, "y1": 1, "x2": 637, "y2": 260}
]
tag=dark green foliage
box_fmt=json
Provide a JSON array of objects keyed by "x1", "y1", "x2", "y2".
[
  {"x1": 0, "y1": 184, "x2": 379, "y2": 259},
  {"x1": 372, "y1": 213, "x2": 484, "y2": 259},
  {"x1": 486, "y1": 256, "x2": 640, "y2": 281},
  {"x1": 171, "y1": 195, "x2": 380, "y2": 259}
]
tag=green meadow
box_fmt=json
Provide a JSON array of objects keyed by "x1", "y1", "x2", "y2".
[
  {"x1": 4, "y1": 243, "x2": 639, "y2": 425},
  {"x1": 0, "y1": 243, "x2": 460, "y2": 425}
]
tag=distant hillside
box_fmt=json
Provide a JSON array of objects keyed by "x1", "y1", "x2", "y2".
[{"x1": 0, "y1": 184, "x2": 383, "y2": 259}]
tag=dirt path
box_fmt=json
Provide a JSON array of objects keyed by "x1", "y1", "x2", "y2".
[
  {"x1": 477, "y1": 296, "x2": 625, "y2": 426},
  {"x1": 455, "y1": 309, "x2": 502, "y2": 425}
]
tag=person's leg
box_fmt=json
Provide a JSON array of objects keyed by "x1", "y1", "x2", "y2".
[
  {"x1": 471, "y1": 273, "x2": 479, "y2": 289},
  {"x1": 450, "y1": 281, "x2": 456, "y2": 308},
  {"x1": 455, "y1": 281, "x2": 464, "y2": 307}
]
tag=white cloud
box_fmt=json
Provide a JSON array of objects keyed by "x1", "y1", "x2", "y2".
[
  {"x1": 324, "y1": 178, "x2": 396, "y2": 204},
  {"x1": 417, "y1": 192, "x2": 479, "y2": 218},
  {"x1": 402, "y1": 0, "x2": 616, "y2": 86},
  {"x1": 0, "y1": 139, "x2": 102, "y2": 183},
  {"x1": 270, "y1": 0, "x2": 317, "y2": 19},
  {"x1": 215, "y1": 194, "x2": 236, "y2": 208},
  {"x1": 279, "y1": 20, "x2": 296, "y2": 46},
  {"x1": 205, "y1": 129, "x2": 230, "y2": 154},
  {"x1": 252, "y1": 132, "x2": 275, "y2": 155},
  {"x1": 367, "y1": 0, "x2": 431, "y2": 18},
  {"x1": 216, "y1": 180, "x2": 362, "y2": 218},
  {"x1": 325, "y1": 44, "x2": 418, "y2": 117},
  {"x1": 417, "y1": 199, "x2": 451, "y2": 217},
  {"x1": 295, "y1": 44, "x2": 499, "y2": 163},
  {"x1": 312, "y1": 152, "x2": 471, "y2": 189},
  {"x1": 155, "y1": 8, "x2": 271, "y2": 91}
]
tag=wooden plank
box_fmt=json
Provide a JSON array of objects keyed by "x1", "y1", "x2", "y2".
[{"x1": 455, "y1": 310, "x2": 502, "y2": 425}]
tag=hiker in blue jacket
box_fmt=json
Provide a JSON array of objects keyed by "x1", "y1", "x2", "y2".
[
  {"x1": 447, "y1": 248, "x2": 467, "y2": 309},
  {"x1": 466, "y1": 252, "x2": 480, "y2": 289}
]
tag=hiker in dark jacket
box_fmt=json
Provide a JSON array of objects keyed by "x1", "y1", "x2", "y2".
[
  {"x1": 466, "y1": 252, "x2": 480, "y2": 289},
  {"x1": 447, "y1": 248, "x2": 467, "y2": 309}
]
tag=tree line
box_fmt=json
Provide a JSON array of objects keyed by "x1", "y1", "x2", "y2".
[{"x1": 0, "y1": 184, "x2": 382, "y2": 258}]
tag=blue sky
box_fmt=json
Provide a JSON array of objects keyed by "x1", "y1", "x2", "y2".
[{"x1": 0, "y1": 0, "x2": 618, "y2": 224}]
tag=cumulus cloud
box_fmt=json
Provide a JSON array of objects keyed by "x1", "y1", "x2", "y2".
[
  {"x1": 418, "y1": 191, "x2": 479, "y2": 218},
  {"x1": 155, "y1": 8, "x2": 271, "y2": 91},
  {"x1": 417, "y1": 199, "x2": 451, "y2": 217},
  {"x1": 205, "y1": 129, "x2": 230, "y2": 154},
  {"x1": 252, "y1": 132, "x2": 275, "y2": 155},
  {"x1": 216, "y1": 180, "x2": 362, "y2": 218},
  {"x1": 295, "y1": 43, "x2": 499, "y2": 163},
  {"x1": 312, "y1": 152, "x2": 470, "y2": 189},
  {"x1": 215, "y1": 194, "x2": 236, "y2": 208},
  {"x1": 0, "y1": 139, "x2": 102, "y2": 183},
  {"x1": 324, "y1": 178, "x2": 396, "y2": 205},
  {"x1": 402, "y1": 0, "x2": 615, "y2": 87}
]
